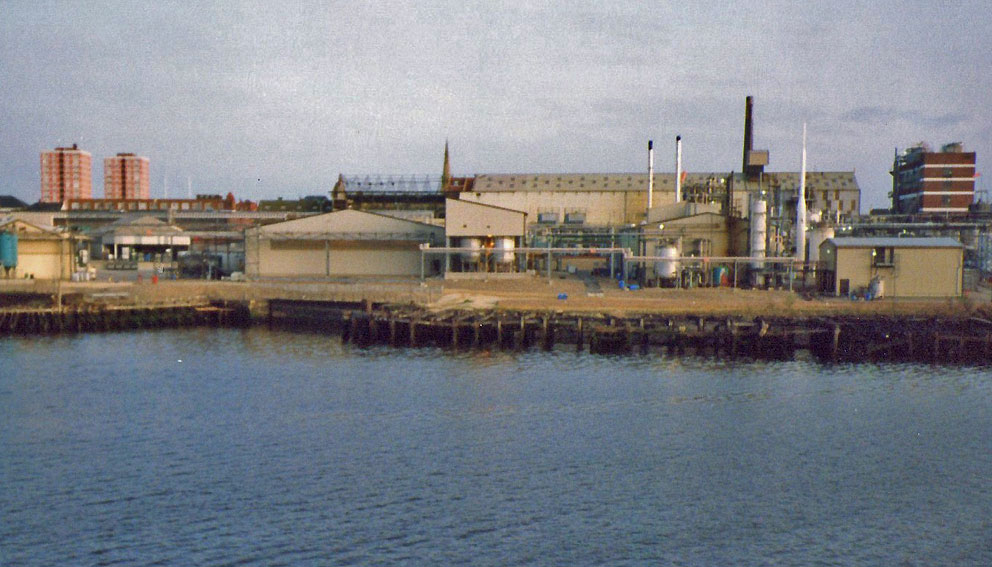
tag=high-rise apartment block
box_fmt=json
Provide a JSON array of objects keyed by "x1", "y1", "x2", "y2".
[
  {"x1": 891, "y1": 142, "x2": 976, "y2": 214},
  {"x1": 40, "y1": 144, "x2": 92, "y2": 203},
  {"x1": 104, "y1": 153, "x2": 150, "y2": 200}
]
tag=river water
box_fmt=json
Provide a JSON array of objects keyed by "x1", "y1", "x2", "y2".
[{"x1": 1, "y1": 328, "x2": 990, "y2": 566}]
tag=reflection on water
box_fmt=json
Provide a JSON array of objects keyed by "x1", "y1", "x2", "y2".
[{"x1": 1, "y1": 328, "x2": 990, "y2": 565}]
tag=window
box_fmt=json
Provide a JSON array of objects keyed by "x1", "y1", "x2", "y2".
[
  {"x1": 942, "y1": 195, "x2": 952, "y2": 207},
  {"x1": 538, "y1": 212, "x2": 558, "y2": 224},
  {"x1": 564, "y1": 211, "x2": 585, "y2": 224},
  {"x1": 872, "y1": 247, "x2": 894, "y2": 267}
]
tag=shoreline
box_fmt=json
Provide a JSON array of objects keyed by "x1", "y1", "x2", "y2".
[{"x1": 3, "y1": 277, "x2": 992, "y2": 365}]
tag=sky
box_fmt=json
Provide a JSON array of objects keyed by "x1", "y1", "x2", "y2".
[{"x1": 1, "y1": 0, "x2": 990, "y2": 211}]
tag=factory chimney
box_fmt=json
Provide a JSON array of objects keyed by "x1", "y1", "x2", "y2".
[
  {"x1": 742, "y1": 95, "x2": 769, "y2": 180},
  {"x1": 675, "y1": 136, "x2": 683, "y2": 204},
  {"x1": 647, "y1": 140, "x2": 654, "y2": 213}
]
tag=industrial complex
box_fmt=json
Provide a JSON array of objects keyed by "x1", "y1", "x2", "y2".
[{"x1": 2, "y1": 96, "x2": 987, "y2": 300}]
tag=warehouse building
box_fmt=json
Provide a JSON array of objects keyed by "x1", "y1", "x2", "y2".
[{"x1": 244, "y1": 209, "x2": 444, "y2": 278}]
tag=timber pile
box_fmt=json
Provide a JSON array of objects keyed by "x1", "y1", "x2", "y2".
[
  {"x1": 268, "y1": 299, "x2": 992, "y2": 365},
  {"x1": 0, "y1": 302, "x2": 250, "y2": 335}
]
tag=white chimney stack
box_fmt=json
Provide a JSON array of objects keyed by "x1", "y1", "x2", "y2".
[
  {"x1": 647, "y1": 140, "x2": 654, "y2": 213},
  {"x1": 796, "y1": 123, "x2": 807, "y2": 261},
  {"x1": 675, "y1": 135, "x2": 683, "y2": 204}
]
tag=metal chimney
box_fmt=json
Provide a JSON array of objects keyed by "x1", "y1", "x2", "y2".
[
  {"x1": 796, "y1": 123, "x2": 807, "y2": 261},
  {"x1": 743, "y1": 96, "x2": 754, "y2": 172},
  {"x1": 675, "y1": 136, "x2": 683, "y2": 204},
  {"x1": 647, "y1": 140, "x2": 654, "y2": 213}
]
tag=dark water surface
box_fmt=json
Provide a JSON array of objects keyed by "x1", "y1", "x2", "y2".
[{"x1": 1, "y1": 328, "x2": 990, "y2": 566}]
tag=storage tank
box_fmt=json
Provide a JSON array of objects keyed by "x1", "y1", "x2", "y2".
[
  {"x1": 494, "y1": 237, "x2": 515, "y2": 264},
  {"x1": 807, "y1": 225, "x2": 834, "y2": 264},
  {"x1": 460, "y1": 237, "x2": 482, "y2": 262},
  {"x1": 654, "y1": 245, "x2": 678, "y2": 279},
  {"x1": 749, "y1": 199, "x2": 767, "y2": 269},
  {"x1": 0, "y1": 231, "x2": 17, "y2": 269}
]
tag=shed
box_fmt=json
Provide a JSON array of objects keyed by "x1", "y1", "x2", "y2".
[
  {"x1": 244, "y1": 209, "x2": 444, "y2": 278},
  {"x1": 818, "y1": 237, "x2": 963, "y2": 297}
]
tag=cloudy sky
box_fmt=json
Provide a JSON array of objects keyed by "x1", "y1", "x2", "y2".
[{"x1": 2, "y1": 1, "x2": 990, "y2": 210}]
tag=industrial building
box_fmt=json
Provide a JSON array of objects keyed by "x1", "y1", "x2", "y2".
[
  {"x1": 818, "y1": 237, "x2": 963, "y2": 298},
  {"x1": 41, "y1": 144, "x2": 92, "y2": 203},
  {"x1": 890, "y1": 142, "x2": 976, "y2": 214},
  {"x1": 0, "y1": 217, "x2": 81, "y2": 280},
  {"x1": 94, "y1": 215, "x2": 191, "y2": 262},
  {"x1": 104, "y1": 153, "x2": 150, "y2": 200},
  {"x1": 443, "y1": 198, "x2": 527, "y2": 276},
  {"x1": 244, "y1": 209, "x2": 444, "y2": 279}
]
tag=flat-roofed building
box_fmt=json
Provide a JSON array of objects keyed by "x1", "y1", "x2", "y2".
[
  {"x1": 891, "y1": 142, "x2": 976, "y2": 214},
  {"x1": 40, "y1": 144, "x2": 92, "y2": 203},
  {"x1": 818, "y1": 237, "x2": 963, "y2": 298},
  {"x1": 104, "y1": 153, "x2": 150, "y2": 200}
]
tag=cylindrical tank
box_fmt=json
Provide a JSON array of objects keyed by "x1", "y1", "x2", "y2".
[
  {"x1": 0, "y1": 232, "x2": 18, "y2": 269},
  {"x1": 654, "y1": 245, "x2": 678, "y2": 279},
  {"x1": 494, "y1": 237, "x2": 515, "y2": 264},
  {"x1": 460, "y1": 237, "x2": 482, "y2": 262},
  {"x1": 869, "y1": 277, "x2": 884, "y2": 299},
  {"x1": 807, "y1": 225, "x2": 835, "y2": 264},
  {"x1": 749, "y1": 199, "x2": 767, "y2": 269}
]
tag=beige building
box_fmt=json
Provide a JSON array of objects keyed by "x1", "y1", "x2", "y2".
[
  {"x1": 244, "y1": 209, "x2": 444, "y2": 278},
  {"x1": 444, "y1": 198, "x2": 527, "y2": 274},
  {"x1": 0, "y1": 217, "x2": 80, "y2": 280},
  {"x1": 818, "y1": 237, "x2": 963, "y2": 298},
  {"x1": 460, "y1": 171, "x2": 859, "y2": 228}
]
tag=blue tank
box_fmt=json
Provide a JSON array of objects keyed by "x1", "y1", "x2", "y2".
[{"x1": 0, "y1": 231, "x2": 17, "y2": 269}]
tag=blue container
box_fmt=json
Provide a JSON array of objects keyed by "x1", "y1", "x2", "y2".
[
  {"x1": 0, "y1": 231, "x2": 17, "y2": 269},
  {"x1": 712, "y1": 266, "x2": 728, "y2": 287}
]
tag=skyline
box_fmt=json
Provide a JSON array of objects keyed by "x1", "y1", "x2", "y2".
[{"x1": 2, "y1": 1, "x2": 990, "y2": 210}]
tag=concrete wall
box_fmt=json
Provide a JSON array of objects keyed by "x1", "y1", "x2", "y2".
[{"x1": 8, "y1": 239, "x2": 72, "y2": 280}]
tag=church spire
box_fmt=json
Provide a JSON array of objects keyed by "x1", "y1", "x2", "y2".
[{"x1": 441, "y1": 140, "x2": 451, "y2": 190}]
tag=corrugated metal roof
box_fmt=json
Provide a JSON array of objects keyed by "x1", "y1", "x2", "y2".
[
  {"x1": 826, "y1": 237, "x2": 963, "y2": 248},
  {"x1": 471, "y1": 171, "x2": 859, "y2": 193},
  {"x1": 473, "y1": 172, "x2": 731, "y2": 193}
]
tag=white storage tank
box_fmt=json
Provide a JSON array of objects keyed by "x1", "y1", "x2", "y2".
[
  {"x1": 494, "y1": 237, "x2": 515, "y2": 264},
  {"x1": 654, "y1": 245, "x2": 679, "y2": 279},
  {"x1": 749, "y1": 199, "x2": 767, "y2": 269},
  {"x1": 460, "y1": 237, "x2": 482, "y2": 262},
  {"x1": 807, "y1": 225, "x2": 834, "y2": 264}
]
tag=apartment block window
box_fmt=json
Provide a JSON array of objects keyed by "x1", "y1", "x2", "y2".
[
  {"x1": 872, "y1": 247, "x2": 894, "y2": 267},
  {"x1": 942, "y1": 195, "x2": 952, "y2": 207}
]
